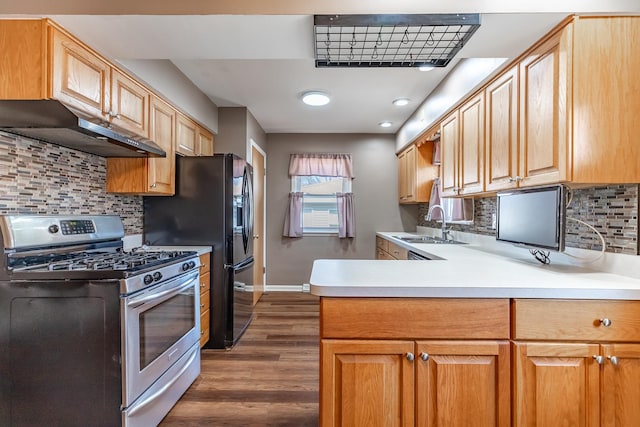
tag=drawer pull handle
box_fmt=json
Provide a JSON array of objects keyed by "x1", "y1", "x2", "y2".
[
  {"x1": 420, "y1": 352, "x2": 429, "y2": 361},
  {"x1": 593, "y1": 355, "x2": 604, "y2": 365},
  {"x1": 608, "y1": 355, "x2": 619, "y2": 366},
  {"x1": 406, "y1": 352, "x2": 415, "y2": 362},
  {"x1": 599, "y1": 318, "x2": 612, "y2": 327}
]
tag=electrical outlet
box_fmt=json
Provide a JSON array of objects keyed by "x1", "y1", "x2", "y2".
[{"x1": 491, "y1": 213, "x2": 496, "y2": 229}]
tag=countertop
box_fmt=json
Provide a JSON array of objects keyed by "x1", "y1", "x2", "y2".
[
  {"x1": 309, "y1": 232, "x2": 640, "y2": 300},
  {"x1": 143, "y1": 245, "x2": 212, "y2": 256}
]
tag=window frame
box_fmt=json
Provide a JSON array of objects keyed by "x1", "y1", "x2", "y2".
[{"x1": 291, "y1": 175, "x2": 351, "y2": 235}]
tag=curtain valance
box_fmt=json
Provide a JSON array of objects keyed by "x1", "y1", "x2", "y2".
[{"x1": 288, "y1": 153, "x2": 354, "y2": 178}]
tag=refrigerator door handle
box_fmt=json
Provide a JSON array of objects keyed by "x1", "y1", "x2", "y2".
[{"x1": 233, "y1": 257, "x2": 254, "y2": 272}]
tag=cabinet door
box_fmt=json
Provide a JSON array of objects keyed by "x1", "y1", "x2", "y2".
[
  {"x1": 416, "y1": 340, "x2": 510, "y2": 427},
  {"x1": 440, "y1": 111, "x2": 459, "y2": 197},
  {"x1": 397, "y1": 149, "x2": 408, "y2": 202},
  {"x1": 404, "y1": 145, "x2": 417, "y2": 201},
  {"x1": 601, "y1": 343, "x2": 640, "y2": 427},
  {"x1": 197, "y1": 127, "x2": 214, "y2": 156},
  {"x1": 485, "y1": 65, "x2": 519, "y2": 192},
  {"x1": 458, "y1": 93, "x2": 485, "y2": 195},
  {"x1": 111, "y1": 69, "x2": 150, "y2": 138},
  {"x1": 519, "y1": 28, "x2": 571, "y2": 187},
  {"x1": 321, "y1": 340, "x2": 415, "y2": 427},
  {"x1": 514, "y1": 342, "x2": 600, "y2": 427},
  {"x1": 50, "y1": 28, "x2": 110, "y2": 121},
  {"x1": 148, "y1": 96, "x2": 175, "y2": 194},
  {"x1": 176, "y1": 113, "x2": 198, "y2": 156}
]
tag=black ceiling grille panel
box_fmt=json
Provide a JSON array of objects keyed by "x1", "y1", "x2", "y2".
[{"x1": 313, "y1": 14, "x2": 481, "y2": 68}]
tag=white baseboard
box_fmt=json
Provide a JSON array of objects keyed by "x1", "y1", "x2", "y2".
[{"x1": 264, "y1": 285, "x2": 305, "y2": 292}]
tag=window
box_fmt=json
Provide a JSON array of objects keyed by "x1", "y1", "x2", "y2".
[{"x1": 291, "y1": 176, "x2": 352, "y2": 233}]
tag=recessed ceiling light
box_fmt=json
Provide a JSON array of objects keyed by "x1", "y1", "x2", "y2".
[
  {"x1": 379, "y1": 121, "x2": 393, "y2": 128},
  {"x1": 418, "y1": 65, "x2": 435, "y2": 72},
  {"x1": 301, "y1": 91, "x2": 330, "y2": 106},
  {"x1": 392, "y1": 98, "x2": 410, "y2": 107}
]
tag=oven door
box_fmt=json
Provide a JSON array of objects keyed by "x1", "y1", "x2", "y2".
[{"x1": 122, "y1": 268, "x2": 200, "y2": 407}]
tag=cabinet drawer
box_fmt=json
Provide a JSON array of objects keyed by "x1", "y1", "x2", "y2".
[
  {"x1": 513, "y1": 299, "x2": 640, "y2": 342},
  {"x1": 387, "y1": 241, "x2": 408, "y2": 260},
  {"x1": 199, "y1": 271, "x2": 210, "y2": 294},
  {"x1": 200, "y1": 309, "x2": 210, "y2": 347},
  {"x1": 321, "y1": 298, "x2": 510, "y2": 339},
  {"x1": 200, "y1": 290, "x2": 210, "y2": 314},
  {"x1": 199, "y1": 253, "x2": 211, "y2": 274},
  {"x1": 376, "y1": 249, "x2": 395, "y2": 260},
  {"x1": 376, "y1": 236, "x2": 389, "y2": 252}
]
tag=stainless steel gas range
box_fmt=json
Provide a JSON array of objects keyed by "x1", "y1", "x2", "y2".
[{"x1": 0, "y1": 215, "x2": 201, "y2": 427}]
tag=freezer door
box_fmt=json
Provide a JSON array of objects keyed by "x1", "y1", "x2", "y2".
[{"x1": 227, "y1": 257, "x2": 254, "y2": 347}]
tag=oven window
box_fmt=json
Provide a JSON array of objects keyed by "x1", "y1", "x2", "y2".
[{"x1": 138, "y1": 289, "x2": 195, "y2": 370}]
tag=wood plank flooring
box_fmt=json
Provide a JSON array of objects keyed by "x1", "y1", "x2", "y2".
[{"x1": 160, "y1": 292, "x2": 320, "y2": 427}]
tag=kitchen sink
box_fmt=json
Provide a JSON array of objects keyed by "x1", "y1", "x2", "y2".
[{"x1": 393, "y1": 235, "x2": 466, "y2": 245}]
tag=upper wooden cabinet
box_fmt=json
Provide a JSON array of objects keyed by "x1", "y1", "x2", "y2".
[
  {"x1": 485, "y1": 65, "x2": 519, "y2": 192},
  {"x1": 176, "y1": 112, "x2": 214, "y2": 156},
  {"x1": 397, "y1": 142, "x2": 438, "y2": 204},
  {"x1": 110, "y1": 68, "x2": 150, "y2": 138},
  {"x1": 440, "y1": 93, "x2": 485, "y2": 196},
  {"x1": 107, "y1": 96, "x2": 175, "y2": 195},
  {"x1": 437, "y1": 16, "x2": 640, "y2": 194}
]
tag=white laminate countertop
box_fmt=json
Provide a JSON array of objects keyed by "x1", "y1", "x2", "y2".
[
  {"x1": 309, "y1": 232, "x2": 640, "y2": 300},
  {"x1": 143, "y1": 245, "x2": 212, "y2": 256}
]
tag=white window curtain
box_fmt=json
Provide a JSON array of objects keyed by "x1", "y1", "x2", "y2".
[{"x1": 284, "y1": 153, "x2": 356, "y2": 238}]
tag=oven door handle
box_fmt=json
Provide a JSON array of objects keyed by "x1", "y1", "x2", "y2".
[
  {"x1": 127, "y1": 346, "x2": 199, "y2": 417},
  {"x1": 127, "y1": 273, "x2": 199, "y2": 308}
]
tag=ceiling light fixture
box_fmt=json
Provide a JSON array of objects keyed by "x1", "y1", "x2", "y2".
[
  {"x1": 418, "y1": 65, "x2": 435, "y2": 72},
  {"x1": 301, "y1": 91, "x2": 331, "y2": 106},
  {"x1": 379, "y1": 121, "x2": 393, "y2": 128},
  {"x1": 392, "y1": 98, "x2": 410, "y2": 107}
]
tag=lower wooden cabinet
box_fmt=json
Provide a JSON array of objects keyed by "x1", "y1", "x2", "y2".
[
  {"x1": 375, "y1": 236, "x2": 408, "y2": 260},
  {"x1": 321, "y1": 339, "x2": 510, "y2": 427},
  {"x1": 198, "y1": 253, "x2": 211, "y2": 347},
  {"x1": 321, "y1": 340, "x2": 415, "y2": 427}
]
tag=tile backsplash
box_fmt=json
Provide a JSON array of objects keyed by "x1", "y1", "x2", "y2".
[
  {"x1": 419, "y1": 185, "x2": 639, "y2": 255},
  {"x1": 0, "y1": 132, "x2": 142, "y2": 234}
]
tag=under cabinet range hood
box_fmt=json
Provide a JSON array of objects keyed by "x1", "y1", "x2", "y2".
[{"x1": 0, "y1": 100, "x2": 166, "y2": 158}]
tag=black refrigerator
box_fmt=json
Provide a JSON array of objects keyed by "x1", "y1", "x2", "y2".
[{"x1": 144, "y1": 153, "x2": 254, "y2": 349}]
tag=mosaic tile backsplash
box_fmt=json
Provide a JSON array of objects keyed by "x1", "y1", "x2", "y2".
[
  {"x1": 419, "y1": 185, "x2": 639, "y2": 255},
  {"x1": 0, "y1": 132, "x2": 143, "y2": 234}
]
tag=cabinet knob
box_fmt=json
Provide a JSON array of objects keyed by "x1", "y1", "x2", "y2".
[
  {"x1": 200, "y1": 303, "x2": 205, "y2": 308},
  {"x1": 200, "y1": 282, "x2": 206, "y2": 287},
  {"x1": 406, "y1": 352, "x2": 415, "y2": 362},
  {"x1": 608, "y1": 355, "x2": 619, "y2": 366},
  {"x1": 593, "y1": 355, "x2": 604, "y2": 365},
  {"x1": 420, "y1": 352, "x2": 429, "y2": 361},
  {"x1": 151, "y1": 183, "x2": 157, "y2": 188},
  {"x1": 201, "y1": 330, "x2": 204, "y2": 336},
  {"x1": 599, "y1": 318, "x2": 612, "y2": 327}
]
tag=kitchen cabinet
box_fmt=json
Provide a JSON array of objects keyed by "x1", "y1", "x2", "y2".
[
  {"x1": 51, "y1": 27, "x2": 150, "y2": 138},
  {"x1": 199, "y1": 253, "x2": 211, "y2": 348},
  {"x1": 485, "y1": 65, "x2": 519, "y2": 192},
  {"x1": 177, "y1": 112, "x2": 215, "y2": 156},
  {"x1": 440, "y1": 93, "x2": 485, "y2": 196},
  {"x1": 513, "y1": 299, "x2": 640, "y2": 427},
  {"x1": 375, "y1": 236, "x2": 407, "y2": 260},
  {"x1": 106, "y1": 95, "x2": 175, "y2": 195},
  {"x1": 397, "y1": 142, "x2": 439, "y2": 204},
  {"x1": 320, "y1": 297, "x2": 511, "y2": 427}
]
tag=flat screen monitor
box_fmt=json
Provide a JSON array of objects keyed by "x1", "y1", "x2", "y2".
[{"x1": 496, "y1": 185, "x2": 566, "y2": 252}]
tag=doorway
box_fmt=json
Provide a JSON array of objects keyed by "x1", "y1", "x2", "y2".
[{"x1": 250, "y1": 141, "x2": 266, "y2": 305}]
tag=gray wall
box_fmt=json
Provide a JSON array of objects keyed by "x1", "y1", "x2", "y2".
[
  {"x1": 265, "y1": 133, "x2": 418, "y2": 286},
  {"x1": 216, "y1": 107, "x2": 267, "y2": 159}
]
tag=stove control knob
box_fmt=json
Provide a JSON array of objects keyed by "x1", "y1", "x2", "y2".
[
  {"x1": 182, "y1": 263, "x2": 190, "y2": 271},
  {"x1": 48, "y1": 224, "x2": 59, "y2": 234},
  {"x1": 188, "y1": 261, "x2": 196, "y2": 269},
  {"x1": 143, "y1": 274, "x2": 154, "y2": 285},
  {"x1": 153, "y1": 272, "x2": 163, "y2": 281}
]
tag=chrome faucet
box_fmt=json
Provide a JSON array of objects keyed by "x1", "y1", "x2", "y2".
[{"x1": 426, "y1": 204, "x2": 449, "y2": 241}]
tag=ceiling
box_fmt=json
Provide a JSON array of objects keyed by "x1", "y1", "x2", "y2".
[{"x1": 39, "y1": 6, "x2": 638, "y2": 134}]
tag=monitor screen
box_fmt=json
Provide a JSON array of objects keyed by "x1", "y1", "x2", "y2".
[{"x1": 496, "y1": 185, "x2": 566, "y2": 252}]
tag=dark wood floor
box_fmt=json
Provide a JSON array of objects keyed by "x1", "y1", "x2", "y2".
[{"x1": 160, "y1": 292, "x2": 320, "y2": 427}]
